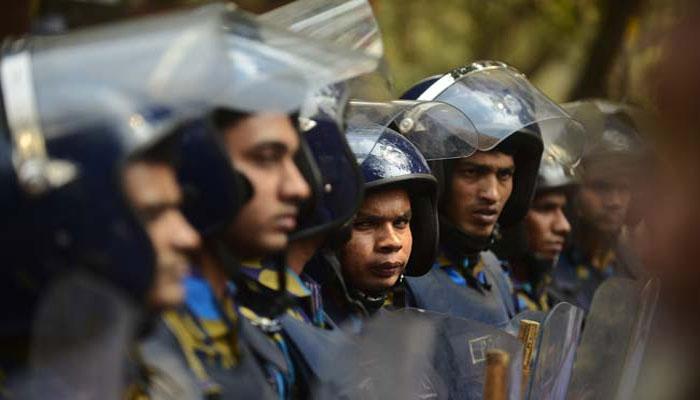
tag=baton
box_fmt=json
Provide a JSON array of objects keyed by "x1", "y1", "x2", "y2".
[
  {"x1": 518, "y1": 319, "x2": 541, "y2": 398},
  {"x1": 484, "y1": 349, "x2": 510, "y2": 400}
]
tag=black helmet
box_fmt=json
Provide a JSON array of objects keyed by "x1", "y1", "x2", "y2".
[{"x1": 401, "y1": 61, "x2": 585, "y2": 227}]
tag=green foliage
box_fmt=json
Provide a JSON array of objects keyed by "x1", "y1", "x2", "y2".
[{"x1": 374, "y1": 0, "x2": 676, "y2": 103}]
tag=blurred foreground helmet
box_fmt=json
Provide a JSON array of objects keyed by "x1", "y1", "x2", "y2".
[
  {"x1": 401, "y1": 61, "x2": 584, "y2": 227},
  {"x1": 345, "y1": 124, "x2": 438, "y2": 277}
]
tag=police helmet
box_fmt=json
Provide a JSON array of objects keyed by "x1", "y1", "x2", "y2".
[
  {"x1": 346, "y1": 125, "x2": 438, "y2": 277},
  {"x1": 402, "y1": 61, "x2": 586, "y2": 227}
]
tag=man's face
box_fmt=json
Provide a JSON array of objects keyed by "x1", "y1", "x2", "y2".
[
  {"x1": 224, "y1": 113, "x2": 311, "y2": 258},
  {"x1": 525, "y1": 190, "x2": 572, "y2": 261},
  {"x1": 340, "y1": 188, "x2": 413, "y2": 294},
  {"x1": 577, "y1": 168, "x2": 631, "y2": 236},
  {"x1": 122, "y1": 161, "x2": 201, "y2": 309},
  {"x1": 445, "y1": 151, "x2": 515, "y2": 238}
]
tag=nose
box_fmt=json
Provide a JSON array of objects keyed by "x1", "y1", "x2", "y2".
[
  {"x1": 551, "y1": 208, "x2": 572, "y2": 237},
  {"x1": 478, "y1": 174, "x2": 499, "y2": 204},
  {"x1": 606, "y1": 187, "x2": 628, "y2": 209},
  {"x1": 280, "y1": 158, "x2": 311, "y2": 203},
  {"x1": 170, "y1": 211, "x2": 202, "y2": 253},
  {"x1": 376, "y1": 223, "x2": 403, "y2": 254}
]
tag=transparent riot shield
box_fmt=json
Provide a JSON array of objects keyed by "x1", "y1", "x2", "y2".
[
  {"x1": 393, "y1": 308, "x2": 524, "y2": 400},
  {"x1": 527, "y1": 302, "x2": 585, "y2": 400},
  {"x1": 346, "y1": 100, "x2": 480, "y2": 160},
  {"x1": 260, "y1": 0, "x2": 392, "y2": 100},
  {"x1": 565, "y1": 278, "x2": 660, "y2": 400},
  {"x1": 416, "y1": 61, "x2": 584, "y2": 152},
  {"x1": 504, "y1": 310, "x2": 546, "y2": 337},
  {"x1": 4, "y1": 2, "x2": 378, "y2": 145},
  {"x1": 313, "y1": 310, "x2": 443, "y2": 400},
  {"x1": 6, "y1": 273, "x2": 139, "y2": 400}
]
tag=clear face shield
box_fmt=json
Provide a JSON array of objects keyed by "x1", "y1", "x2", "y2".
[
  {"x1": 261, "y1": 0, "x2": 392, "y2": 101},
  {"x1": 6, "y1": 2, "x2": 378, "y2": 152},
  {"x1": 537, "y1": 109, "x2": 586, "y2": 190},
  {"x1": 2, "y1": 1, "x2": 379, "y2": 198},
  {"x1": 260, "y1": 0, "x2": 389, "y2": 239},
  {"x1": 418, "y1": 61, "x2": 582, "y2": 151},
  {"x1": 346, "y1": 99, "x2": 480, "y2": 160},
  {"x1": 562, "y1": 99, "x2": 646, "y2": 161}
]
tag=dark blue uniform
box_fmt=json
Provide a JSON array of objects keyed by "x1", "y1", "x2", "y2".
[
  {"x1": 550, "y1": 243, "x2": 640, "y2": 312},
  {"x1": 405, "y1": 247, "x2": 517, "y2": 328},
  {"x1": 140, "y1": 274, "x2": 282, "y2": 400}
]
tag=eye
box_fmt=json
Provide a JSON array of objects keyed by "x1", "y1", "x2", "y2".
[
  {"x1": 457, "y1": 167, "x2": 479, "y2": 179},
  {"x1": 353, "y1": 219, "x2": 375, "y2": 230},
  {"x1": 251, "y1": 147, "x2": 285, "y2": 167},
  {"x1": 393, "y1": 216, "x2": 410, "y2": 229},
  {"x1": 497, "y1": 169, "x2": 514, "y2": 181}
]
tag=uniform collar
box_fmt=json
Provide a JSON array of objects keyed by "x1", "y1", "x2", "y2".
[{"x1": 240, "y1": 258, "x2": 311, "y2": 298}]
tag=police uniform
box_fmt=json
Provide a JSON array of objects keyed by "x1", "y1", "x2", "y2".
[
  {"x1": 405, "y1": 234, "x2": 517, "y2": 328},
  {"x1": 138, "y1": 273, "x2": 283, "y2": 400},
  {"x1": 507, "y1": 257, "x2": 553, "y2": 313},
  {"x1": 550, "y1": 243, "x2": 638, "y2": 312},
  {"x1": 239, "y1": 259, "x2": 360, "y2": 399},
  {"x1": 551, "y1": 99, "x2": 648, "y2": 312}
]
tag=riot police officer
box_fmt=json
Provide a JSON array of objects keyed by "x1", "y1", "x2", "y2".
[
  {"x1": 550, "y1": 99, "x2": 647, "y2": 312},
  {"x1": 495, "y1": 117, "x2": 586, "y2": 312},
  {"x1": 0, "y1": 7, "x2": 240, "y2": 395},
  {"x1": 143, "y1": 5, "x2": 381, "y2": 400},
  {"x1": 304, "y1": 123, "x2": 439, "y2": 330},
  {"x1": 399, "y1": 61, "x2": 564, "y2": 327}
]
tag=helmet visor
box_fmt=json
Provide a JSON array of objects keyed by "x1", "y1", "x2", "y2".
[
  {"x1": 424, "y1": 63, "x2": 578, "y2": 152},
  {"x1": 347, "y1": 100, "x2": 479, "y2": 160},
  {"x1": 20, "y1": 3, "x2": 378, "y2": 149}
]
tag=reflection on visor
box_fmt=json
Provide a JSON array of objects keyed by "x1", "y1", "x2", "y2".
[
  {"x1": 347, "y1": 100, "x2": 479, "y2": 160},
  {"x1": 346, "y1": 124, "x2": 431, "y2": 181},
  {"x1": 424, "y1": 63, "x2": 580, "y2": 152},
  {"x1": 538, "y1": 119, "x2": 586, "y2": 169},
  {"x1": 260, "y1": 0, "x2": 383, "y2": 58},
  {"x1": 346, "y1": 125, "x2": 383, "y2": 164},
  {"x1": 261, "y1": 0, "x2": 390, "y2": 101}
]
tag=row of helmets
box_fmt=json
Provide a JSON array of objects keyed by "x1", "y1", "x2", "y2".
[{"x1": 0, "y1": 0, "x2": 645, "y2": 328}]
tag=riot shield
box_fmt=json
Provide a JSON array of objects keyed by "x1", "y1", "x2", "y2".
[
  {"x1": 346, "y1": 100, "x2": 480, "y2": 160},
  {"x1": 396, "y1": 308, "x2": 524, "y2": 400},
  {"x1": 313, "y1": 309, "x2": 445, "y2": 400},
  {"x1": 565, "y1": 278, "x2": 660, "y2": 400},
  {"x1": 527, "y1": 302, "x2": 585, "y2": 400},
  {"x1": 6, "y1": 273, "x2": 139, "y2": 399}
]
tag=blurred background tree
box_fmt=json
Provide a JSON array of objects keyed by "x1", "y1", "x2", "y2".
[
  {"x1": 2, "y1": 0, "x2": 686, "y2": 107},
  {"x1": 372, "y1": 0, "x2": 682, "y2": 106}
]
